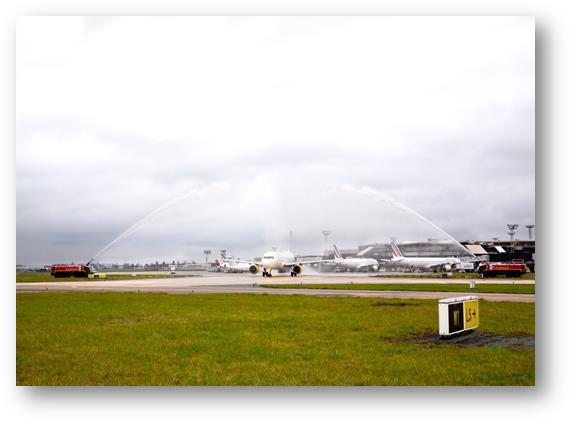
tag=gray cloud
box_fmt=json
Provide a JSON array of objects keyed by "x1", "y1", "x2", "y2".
[{"x1": 16, "y1": 17, "x2": 535, "y2": 264}]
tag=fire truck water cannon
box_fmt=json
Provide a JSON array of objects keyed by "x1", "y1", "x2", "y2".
[
  {"x1": 476, "y1": 261, "x2": 529, "y2": 278},
  {"x1": 49, "y1": 259, "x2": 96, "y2": 278}
]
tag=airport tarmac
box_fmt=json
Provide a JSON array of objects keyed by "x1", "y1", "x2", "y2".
[
  {"x1": 16, "y1": 272, "x2": 535, "y2": 302},
  {"x1": 103, "y1": 270, "x2": 536, "y2": 284}
]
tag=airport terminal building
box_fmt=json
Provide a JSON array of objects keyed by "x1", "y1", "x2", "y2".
[{"x1": 324, "y1": 239, "x2": 535, "y2": 272}]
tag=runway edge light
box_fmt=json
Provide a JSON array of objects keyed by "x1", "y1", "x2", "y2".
[{"x1": 438, "y1": 296, "x2": 479, "y2": 337}]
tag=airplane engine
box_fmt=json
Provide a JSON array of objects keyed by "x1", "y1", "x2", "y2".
[
  {"x1": 249, "y1": 264, "x2": 259, "y2": 274},
  {"x1": 292, "y1": 264, "x2": 303, "y2": 275},
  {"x1": 442, "y1": 264, "x2": 452, "y2": 272}
]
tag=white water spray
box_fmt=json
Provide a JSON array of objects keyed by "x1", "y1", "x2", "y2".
[
  {"x1": 88, "y1": 183, "x2": 226, "y2": 263},
  {"x1": 342, "y1": 185, "x2": 475, "y2": 257}
]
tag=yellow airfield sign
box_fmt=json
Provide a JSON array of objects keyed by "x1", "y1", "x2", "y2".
[
  {"x1": 464, "y1": 299, "x2": 479, "y2": 330},
  {"x1": 438, "y1": 296, "x2": 480, "y2": 336}
]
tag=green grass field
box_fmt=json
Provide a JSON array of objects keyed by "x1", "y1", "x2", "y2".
[
  {"x1": 16, "y1": 272, "x2": 194, "y2": 283},
  {"x1": 262, "y1": 283, "x2": 535, "y2": 294},
  {"x1": 17, "y1": 292, "x2": 534, "y2": 386}
]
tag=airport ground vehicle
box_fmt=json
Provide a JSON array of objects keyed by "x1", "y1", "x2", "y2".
[
  {"x1": 476, "y1": 261, "x2": 529, "y2": 277},
  {"x1": 459, "y1": 262, "x2": 476, "y2": 272},
  {"x1": 48, "y1": 264, "x2": 95, "y2": 278}
]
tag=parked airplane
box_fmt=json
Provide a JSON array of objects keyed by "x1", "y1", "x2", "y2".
[
  {"x1": 386, "y1": 240, "x2": 461, "y2": 271},
  {"x1": 232, "y1": 249, "x2": 326, "y2": 277},
  {"x1": 215, "y1": 251, "x2": 251, "y2": 273},
  {"x1": 332, "y1": 245, "x2": 379, "y2": 272}
]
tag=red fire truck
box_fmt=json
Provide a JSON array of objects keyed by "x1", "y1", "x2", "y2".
[
  {"x1": 476, "y1": 261, "x2": 529, "y2": 278},
  {"x1": 49, "y1": 263, "x2": 95, "y2": 278}
]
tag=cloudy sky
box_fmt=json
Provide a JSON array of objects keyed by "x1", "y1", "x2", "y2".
[{"x1": 16, "y1": 16, "x2": 535, "y2": 264}]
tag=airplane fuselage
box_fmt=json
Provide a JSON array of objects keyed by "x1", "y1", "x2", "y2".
[
  {"x1": 260, "y1": 250, "x2": 296, "y2": 271},
  {"x1": 391, "y1": 256, "x2": 461, "y2": 269},
  {"x1": 221, "y1": 261, "x2": 251, "y2": 273},
  {"x1": 335, "y1": 257, "x2": 379, "y2": 271}
]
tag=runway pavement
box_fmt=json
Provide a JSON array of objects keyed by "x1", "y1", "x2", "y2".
[{"x1": 16, "y1": 272, "x2": 535, "y2": 302}]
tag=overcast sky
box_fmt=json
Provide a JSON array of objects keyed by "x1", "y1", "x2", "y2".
[{"x1": 16, "y1": 16, "x2": 535, "y2": 264}]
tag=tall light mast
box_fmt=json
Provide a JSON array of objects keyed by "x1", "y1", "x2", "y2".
[
  {"x1": 506, "y1": 224, "x2": 519, "y2": 242},
  {"x1": 507, "y1": 224, "x2": 519, "y2": 253},
  {"x1": 525, "y1": 224, "x2": 535, "y2": 240}
]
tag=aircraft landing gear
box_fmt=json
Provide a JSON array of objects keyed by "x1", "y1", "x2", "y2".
[
  {"x1": 290, "y1": 272, "x2": 298, "y2": 277},
  {"x1": 263, "y1": 270, "x2": 272, "y2": 277}
]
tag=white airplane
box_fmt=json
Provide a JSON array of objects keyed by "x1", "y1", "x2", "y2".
[
  {"x1": 332, "y1": 245, "x2": 379, "y2": 272},
  {"x1": 215, "y1": 251, "x2": 251, "y2": 273},
  {"x1": 386, "y1": 240, "x2": 461, "y2": 272},
  {"x1": 233, "y1": 249, "x2": 326, "y2": 277}
]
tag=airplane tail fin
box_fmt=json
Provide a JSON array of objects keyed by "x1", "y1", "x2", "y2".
[
  {"x1": 332, "y1": 245, "x2": 343, "y2": 260},
  {"x1": 214, "y1": 257, "x2": 223, "y2": 267},
  {"x1": 390, "y1": 240, "x2": 404, "y2": 258}
]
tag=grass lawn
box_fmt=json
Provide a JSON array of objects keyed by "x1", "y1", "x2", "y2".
[
  {"x1": 261, "y1": 283, "x2": 535, "y2": 295},
  {"x1": 16, "y1": 272, "x2": 194, "y2": 283},
  {"x1": 17, "y1": 292, "x2": 534, "y2": 386}
]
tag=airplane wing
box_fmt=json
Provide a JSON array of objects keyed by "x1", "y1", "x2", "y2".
[
  {"x1": 229, "y1": 258, "x2": 257, "y2": 265},
  {"x1": 424, "y1": 262, "x2": 448, "y2": 270},
  {"x1": 283, "y1": 258, "x2": 333, "y2": 267}
]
